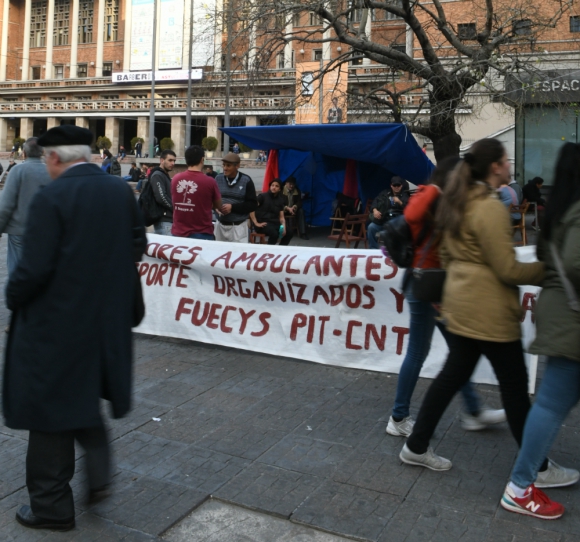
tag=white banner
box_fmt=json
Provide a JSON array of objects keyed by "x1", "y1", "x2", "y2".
[
  {"x1": 159, "y1": 0, "x2": 184, "y2": 69},
  {"x1": 130, "y1": 0, "x2": 155, "y2": 71},
  {"x1": 112, "y1": 69, "x2": 203, "y2": 83},
  {"x1": 191, "y1": 0, "x2": 216, "y2": 67},
  {"x1": 136, "y1": 236, "x2": 539, "y2": 389}
]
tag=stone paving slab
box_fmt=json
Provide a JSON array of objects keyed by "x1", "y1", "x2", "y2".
[{"x1": 0, "y1": 235, "x2": 580, "y2": 540}]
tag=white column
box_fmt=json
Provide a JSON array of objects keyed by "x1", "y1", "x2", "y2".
[
  {"x1": 105, "y1": 117, "x2": 120, "y2": 151},
  {"x1": 137, "y1": 116, "x2": 149, "y2": 152},
  {"x1": 362, "y1": 12, "x2": 371, "y2": 66},
  {"x1": 20, "y1": 118, "x2": 34, "y2": 139},
  {"x1": 47, "y1": 117, "x2": 60, "y2": 130},
  {"x1": 406, "y1": 24, "x2": 413, "y2": 58},
  {"x1": 0, "y1": 118, "x2": 7, "y2": 151},
  {"x1": 45, "y1": 0, "x2": 55, "y2": 79},
  {"x1": 213, "y1": 0, "x2": 223, "y2": 72},
  {"x1": 171, "y1": 116, "x2": 185, "y2": 155},
  {"x1": 284, "y1": 19, "x2": 292, "y2": 69},
  {"x1": 96, "y1": 0, "x2": 106, "y2": 76},
  {"x1": 69, "y1": 0, "x2": 80, "y2": 78},
  {"x1": 0, "y1": 0, "x2": 10, "y2": 81},
  {"x1": 22, "y1": 0, "x2": 32, "y2": 80},
  {"x1": 123, "y1": 0, "x2": 132, "y2": 71},
  {"x1": 75, "y1": 116, "x2": 89, "y2": 128}
]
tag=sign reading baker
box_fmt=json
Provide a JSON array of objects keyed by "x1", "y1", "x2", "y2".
[
  {"x1": 136, "y1": 235, "x2": 539, "y2": 388},
  {"x1": 112, "y1": 69, "x2": 203, "y2": 83}
]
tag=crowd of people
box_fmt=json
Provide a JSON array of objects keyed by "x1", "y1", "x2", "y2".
[
  {"x1": 376, "y1": 138, "x2": 580, "y2": 521},
  {"x1": 136, "y1": 146, "x2": 309, "y2": 243},
  {"x1": 0, "y1": 130, "x2": 578, "y2": 531}
]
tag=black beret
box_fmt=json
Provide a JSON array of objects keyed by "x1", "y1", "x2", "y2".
[{"x1": 37, "y1": 125, "x2": 94, "y2": 147}]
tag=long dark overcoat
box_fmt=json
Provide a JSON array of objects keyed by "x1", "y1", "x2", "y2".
[{"x1": 2, "y1": 163, "x2": 146, "y2": 432}]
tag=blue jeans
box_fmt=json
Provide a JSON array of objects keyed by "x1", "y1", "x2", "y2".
[
  {"x1": 511, "y1": 356, "x2": 580, "y2": 488},
  {"x1": 367, "y1": 222, "x2": 382, "y2": 250},
  {"x1": 154, "y1": 222, "x2": 173, "y2": 236},
  {"x1": 392, "y1": 275, "x2": 480, "y2": 419},
  {"x1": 188, "y1": 233, "x2": 215, "y2": 241},
  {"x1": 7, "y1": 234, "x2": 24, "y2": 277}
]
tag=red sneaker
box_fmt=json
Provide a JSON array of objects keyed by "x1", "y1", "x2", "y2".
[{"x1": 501, "y1": 484, "x2": 564, "y2": 520}]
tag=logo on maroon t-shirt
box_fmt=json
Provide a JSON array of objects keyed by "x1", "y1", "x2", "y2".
[{"x1": 176, "y1": 179, "x2": 198, "y2": 205}]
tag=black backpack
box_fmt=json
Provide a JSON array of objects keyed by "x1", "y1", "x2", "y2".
[
  {"x1": 378, "y1": 215, "x2": 415, "y2": 268},
  {"x1": 378, "y1": 199, "x2": 437, "y2": 268},
  {"x1": 138, "y1": 169, "x2": 165, "y2": 226}
]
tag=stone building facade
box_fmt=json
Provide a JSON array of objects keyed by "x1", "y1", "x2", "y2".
[{"x1": 0, "y1": 0, "x2": 578, "y2": 166}]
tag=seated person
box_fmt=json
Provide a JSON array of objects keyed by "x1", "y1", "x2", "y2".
[
  {"x1": 522, "y1": 176, "x2": 547, "y2": 208},
  {"x1": 203, "y1": 165, "x2": 217, "y2": 178},
  {"x1": 283, "y1": 176, "x2": 308, "y2": 240},
  {"x1": 497, "y1": 181, "x2": 521, "y2": 224},
  {"x1": 250, "y1": 179, "x2": 293, "y2": 245},
  {"x1": 508, "y1": 177, "x2": 523, "y2": 204},
  {"x1": 367, "y1": 176, "x2": 410, "y2": 249},
  {"x1": 124, "y1": 163, "x2": 141, "y2": 183},
  {"x1": 135, "y1": 164, "x2": 149, "y2": 192}
]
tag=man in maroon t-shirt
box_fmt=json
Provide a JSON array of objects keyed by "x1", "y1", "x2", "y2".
[{"x1": 171, "y1": 145, "x2": 222, "y2": 240}]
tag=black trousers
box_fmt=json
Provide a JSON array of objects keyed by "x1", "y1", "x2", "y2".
[
  {"x1": 407, "y1": 332, "x2": 533, "y2": 455},
  {"x1": 255, "y1": 223, "x2": 293, "y2": 245},
  {"x1": 26, "y1": 420, "x2": 110, "y2": 521}
]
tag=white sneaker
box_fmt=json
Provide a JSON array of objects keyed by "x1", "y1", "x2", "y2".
[
  {"x1": 386, "y1": 416, "x2": 415, "y2": 437},
  {"x1": 461, "y1": 408, "x2": 506, "y2": 431},
  {"x1": 535, "y1": 459, "x2": 580, "y2": 488},
  {"x1": 399, "y1": 443, "x2": 452, "y2": 471}
]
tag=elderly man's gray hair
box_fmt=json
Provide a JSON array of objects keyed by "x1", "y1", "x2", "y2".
[
  {"x1": 44, "y1": 145, "x2": 92, "y2": 163},
  {"x1": 23, "y1": 137, "x2": 43, "y2": 159}
]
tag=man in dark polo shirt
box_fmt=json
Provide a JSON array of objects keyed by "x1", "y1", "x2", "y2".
[
  {"x1": 171, "y1": 145, "x2": 222, "y2": 240},
  {"x1": 214, "y1": 152, "x2": 257, "y2": 243}
]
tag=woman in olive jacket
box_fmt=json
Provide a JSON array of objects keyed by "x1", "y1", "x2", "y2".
[
  {"x1": 501, "y1": 143, "x2": 580, "y2": 520},
  {"x1": 399, "y1": 139, "x2": 552, "y2": 471}
]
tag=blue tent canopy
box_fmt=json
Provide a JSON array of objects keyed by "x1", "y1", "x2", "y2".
[{"x1": 220, "y1": 124, "x2": 434, "y2": 226}]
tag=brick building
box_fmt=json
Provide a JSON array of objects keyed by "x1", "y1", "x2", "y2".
[{"x1": 0, "y1": 0, "x2": 578, "y2": 179}]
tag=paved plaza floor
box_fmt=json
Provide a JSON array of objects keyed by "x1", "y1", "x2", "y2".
[{"x1": 0, "y1": 192, "x2": 569, "y2": 541}]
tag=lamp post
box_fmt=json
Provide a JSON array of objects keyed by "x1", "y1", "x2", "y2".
[
  {"x1": 185, "y1": 0, "x2": 194, "y2": 149},
  {"x1": 148, "y1": 0, "x2": 157, "y2": 158},
  {"x1": 222, "y1": 0, "x2": 233, "y2": 156}
]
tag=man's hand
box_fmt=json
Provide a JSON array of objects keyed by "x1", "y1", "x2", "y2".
[
  {"x1": 255, "y1": 221, "x2": 267, "y2": 228},
  {"x1": 221, "y1": 203, "x2": 232, "y2": 215},
  {"x1": 393, "y1": 197, "x2": 402, "y2": 205},
  {"x1": 373, "y1": 209, "x2": 382, "y2": 220}
]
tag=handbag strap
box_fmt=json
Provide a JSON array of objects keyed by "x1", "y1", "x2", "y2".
[
  {"x1": 415, "y1": 231, "x2": 436, "y2": 269},
  {"x1": 550, "y1": 242, "x2": 580, "y2": 312}
]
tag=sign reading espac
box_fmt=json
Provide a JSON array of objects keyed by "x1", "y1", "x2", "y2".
[
  {"x1": 112, "y1": 69, "x2": 203, "y2": 83},
  {"x1": 505, "y1": 70, "x2": 580, "y2": 104}
]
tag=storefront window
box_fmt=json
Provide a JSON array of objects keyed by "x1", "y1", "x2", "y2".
[{"x1": 516, "y1": 106, "x2": 579, "y2": 185}]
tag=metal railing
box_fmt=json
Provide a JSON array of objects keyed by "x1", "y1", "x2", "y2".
[{"x1": 0, "y1": 96, "x2": 294, "y2": 113}]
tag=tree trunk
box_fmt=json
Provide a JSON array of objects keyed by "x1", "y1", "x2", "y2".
[{"x1": 427, "y1": 87, "x2": 463, "y2": 163}]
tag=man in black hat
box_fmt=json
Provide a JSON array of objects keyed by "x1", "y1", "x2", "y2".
[
  {"x1": 367, "y1": 176, "x2": 410, "y2": 249},
  {"x1": 3, "y1": 124, "x2": 146, "y2": 531}
]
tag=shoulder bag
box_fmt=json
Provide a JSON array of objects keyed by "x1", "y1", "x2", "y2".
[{"x1": 411, "y1": 233, "x2": 446, "y2": 303}]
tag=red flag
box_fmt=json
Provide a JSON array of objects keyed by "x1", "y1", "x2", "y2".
[
  {"x1": 343, "y1": 159, "x2": 358, "y2": 199},
  {"x1": 263, "y1": 150, "x2": 279, "y2": 192}
]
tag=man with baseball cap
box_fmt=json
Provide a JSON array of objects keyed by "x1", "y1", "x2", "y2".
[
  {"x1": 214, "y1": 152, "x2": 257, "y2": 242},
  {"x1": 367, "y1": 176, "x2": 410, "y2": 249},
  {"x1": 3, "y1": 124, "x2": 146, "y2": 531}
]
